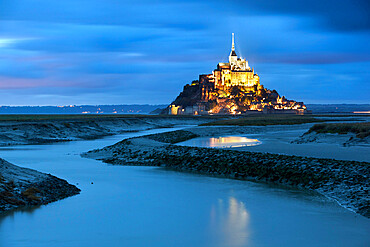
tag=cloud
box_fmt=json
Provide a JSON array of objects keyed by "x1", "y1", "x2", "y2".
[
  {"x1": 231, "y1": 0, "x2": 370, "y2": 32},
  {"x1": 0, "y1": 59, "x2": 45, "y2": 78},
  {"x1": 0, "y1": 0, "x2": 369, "y2": 105}
]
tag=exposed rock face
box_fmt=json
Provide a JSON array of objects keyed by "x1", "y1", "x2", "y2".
[
  {"x1": 83, "y1": 130, "x2": 370, "y2": 218},
  {"x1": 167, "y1": 83, "x2": 306, "y2": 115},
  {"x1": 0, "y1": 158, "x2": 80, "y2": 212}
]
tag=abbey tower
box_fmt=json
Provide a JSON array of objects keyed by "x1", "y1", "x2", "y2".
[{"x1": 204, "y1": 33, "x2": 260, "y2": 90}]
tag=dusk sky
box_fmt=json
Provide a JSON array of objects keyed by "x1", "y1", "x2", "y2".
[{"x1": 0, "y1": 0, "x2": 369, "y2": 106}]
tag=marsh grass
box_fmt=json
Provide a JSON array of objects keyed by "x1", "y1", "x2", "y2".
[
  {"x1": 308, "y1": 122, "x2": 370, "y2": 138},
  {"x1": 22, "y1": 187, "x2": 41, "y2": 201}
]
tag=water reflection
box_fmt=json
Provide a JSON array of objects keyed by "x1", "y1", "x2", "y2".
[
  {"x1": 209, "y1": 197, "x2": 250, "y2": 247},
  {"x1": 0, "y1": 205, "x2": 41, "y2": 226},
  {"x1": 178, "y1": 136, "x2": 261, "y2": 148}
]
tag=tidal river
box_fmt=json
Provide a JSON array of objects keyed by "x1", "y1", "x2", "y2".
[{"x1": 0, "y1": 127, "x2": 369, "y2": 247}]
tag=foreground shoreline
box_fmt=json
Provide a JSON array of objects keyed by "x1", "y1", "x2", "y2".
[
  {"x1": 83, "y1": 130, "x2": 370, "y2": 218},
  {"x1": 0, "y1": 158, "x2": 80, "y2": 212}
]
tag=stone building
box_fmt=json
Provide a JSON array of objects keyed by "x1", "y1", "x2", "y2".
[{"x1": 200, "y1": 33, "x2": 260, "y2": 91}]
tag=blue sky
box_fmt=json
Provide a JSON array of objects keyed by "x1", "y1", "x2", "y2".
[{"x1": 0, "y1": 0, "x2": 369, "y2": 105}]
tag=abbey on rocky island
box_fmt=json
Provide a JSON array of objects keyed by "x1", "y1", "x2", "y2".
[{"x1": 167, "y1": 33, "x2": 307, "y2": 115}]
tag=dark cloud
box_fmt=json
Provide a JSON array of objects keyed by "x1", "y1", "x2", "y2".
[
  {"x1": 232, "y1": 0, "x2": 370, "y2": 31},
  {"x1": 1, "y1": 0, "x2": 369, "y2": 32}
]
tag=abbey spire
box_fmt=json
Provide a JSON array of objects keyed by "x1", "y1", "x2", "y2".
[{"x1": 230, "y1": 33, "x2": 237, "y2": 57}]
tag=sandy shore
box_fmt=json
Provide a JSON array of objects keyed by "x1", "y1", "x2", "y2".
[{"x1": 0, "y1": 158, "x2": 80, "y2": 212}]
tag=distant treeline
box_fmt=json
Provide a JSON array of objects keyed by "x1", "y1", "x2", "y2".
[{"x1": 0, "y1": 105, "x2": 167, "y2": 114}]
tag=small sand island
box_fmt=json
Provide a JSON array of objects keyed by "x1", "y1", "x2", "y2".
[
  {"x1": 0, "y1": 158, "x2": 80, "y2": 212},
  {"x1": 165, "y1": 34, "x2": 307, "y2": 115}
]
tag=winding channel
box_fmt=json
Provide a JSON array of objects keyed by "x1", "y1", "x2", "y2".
[{"x1": 0, "y1": 127, "x2": 369, "y2": 247}]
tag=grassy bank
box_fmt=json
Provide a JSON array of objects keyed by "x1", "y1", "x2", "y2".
[{"x1": 308, "y1": 122, "x2": 370, "y2": 138}]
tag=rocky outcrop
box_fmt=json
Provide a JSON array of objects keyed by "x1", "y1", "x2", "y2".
[
  {"x1": 83, "y1": 130, "x2": 370, "y2": 218},
  {"x1": 165, "y1": 81, "x2": 306, "y2": 115},
  {"x1": 0, "y1": 158, "x2": 80, "y2": 212}
]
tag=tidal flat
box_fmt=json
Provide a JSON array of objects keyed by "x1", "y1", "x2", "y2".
[{"x1": 0, "y1": 115, "x2": 369, "y2": 246}]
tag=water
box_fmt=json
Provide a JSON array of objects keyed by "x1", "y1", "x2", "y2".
[
  {"x1": 178, "y1": 136, "x2": 261, "y2": 148},
  {"x1": 0, "y1": 128, "x2": 369, "y2": 247}
]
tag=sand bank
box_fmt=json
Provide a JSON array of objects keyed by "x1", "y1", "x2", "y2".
[{"x1": 0, "y1": 158, "x2": 80, "y2": 212}]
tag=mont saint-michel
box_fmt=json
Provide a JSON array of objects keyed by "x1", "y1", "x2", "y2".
[{"x1": 167, "y1": 34, "x2": 307, "y2": 115}]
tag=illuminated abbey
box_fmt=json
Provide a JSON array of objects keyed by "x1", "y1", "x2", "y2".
[
  {"x1": 167, "y1": 34, "x2": 307, "y2": 115},
  {"x1": 211, "y1": 33, "x2": 259, "y2": 89}
]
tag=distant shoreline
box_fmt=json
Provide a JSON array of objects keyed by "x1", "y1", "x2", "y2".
[{"x1": 0, "y1": 103, "x2": 368, "y2": 115}]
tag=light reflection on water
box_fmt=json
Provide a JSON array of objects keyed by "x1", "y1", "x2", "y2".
[
  {"x1": 209, "y1": 197, "x2": 250, "y2": 247},
  {"x1": 178, "y1": 136, "x2": 261, "y2": 148}
]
